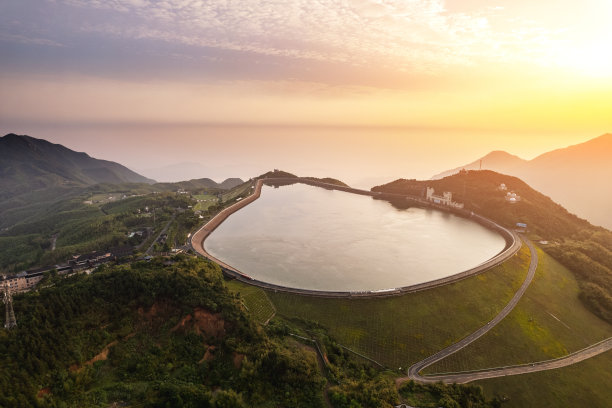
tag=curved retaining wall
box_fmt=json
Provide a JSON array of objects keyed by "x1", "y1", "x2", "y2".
[{"x1": 190, "y1": 177, "x2": 522, "y2": 298}]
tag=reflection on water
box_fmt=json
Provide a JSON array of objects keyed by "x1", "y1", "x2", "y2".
[{"x1": 205, "y1": 183, "x2": 506, "y2": 291}]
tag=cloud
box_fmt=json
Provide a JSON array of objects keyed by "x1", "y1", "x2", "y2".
[
  {"x1": 0, "y1": 33, "x2": 64, "y2": 47},
  {"x1": 53, "y1": 0, "x2": 558, "y2": 72},
  {"x1": 0, "y1": 0, "x2": 576, "y2": 87}
]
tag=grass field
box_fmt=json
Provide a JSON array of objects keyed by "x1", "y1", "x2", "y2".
[
  {"x1": 220, "y1": 181, "x2": 254, "y2": 203},
  {"x1": 476, "y1": 351, "x2": 612, "y2": 408},
  {"x1": 225, "y1": 280, "x2": 276, "y2": 324},
  {"x1": 221, "y1": 242, "x2": 612, "y2": 407},
  {"x1": 264, "y1": 245, "x2": 530, "y2": 369},
  {"x1": 193, "y1": 194, "x2": 218, "y2": 212},
  {"x1": 425, "y1": 246, "x2": 612, "y2": 374}
]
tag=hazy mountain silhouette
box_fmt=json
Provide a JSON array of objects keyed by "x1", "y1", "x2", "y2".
[
  {"x1": 218, "y1": 178, "x2": 245, "y2": 189},
  {"x1": 433, "y1": 151, "x2": 528, "y2": 179},
  {"x1": 0, "y1": 133, "x2": 155, "y2": 200},
  {"x1": 432, "y1": 134, "x2": 612, "y2": 229},
  {"x1": 141, "y1": 162, "x2": 244, "y2": 189},
  {"x1": 153, "y1": 177, "x2": 244, "y2": 191},
  {"x1": 141, "y1": 162, "x2": 213, "y2": 183}
]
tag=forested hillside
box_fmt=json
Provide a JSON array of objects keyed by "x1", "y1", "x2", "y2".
[
  {"x1": 0, "y1": 257, "x2": 326, "y2": 407},
  {"x1": 0, "y1": 192, "x2": 195, "y2": 272},
  {"x1": 0, "y1": 257, "x2": 504, "y2": 408},
  {"x1": 0, "y1": 134, "x2": 154, "y2": 201}
]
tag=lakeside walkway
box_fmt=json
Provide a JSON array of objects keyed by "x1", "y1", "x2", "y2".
[
  {"x1": 190, "y1": 177, "x2": 521, "y2": 298},
  {"x1": 412, "y1": 337, "x2": 612, "y2": 384},
  {"x1": 190, "y1": 176, "x2": 612, "y2": 379},
  {"x1": 190, "y1": 179, "x2": 264, "y2": 279}
]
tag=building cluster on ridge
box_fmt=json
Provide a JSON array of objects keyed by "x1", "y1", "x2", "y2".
[{"x1": 499, "y1": 183, "x2": 521, "y2": 203}]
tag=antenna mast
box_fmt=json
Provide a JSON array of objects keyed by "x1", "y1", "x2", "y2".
[{"x1": 3, "y1": 281, "x2": 17, "y2": 329}]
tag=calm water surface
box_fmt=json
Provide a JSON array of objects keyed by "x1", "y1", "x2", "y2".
[{"x1": 205, "y1": 184, "x2": 507, "y2": 291}]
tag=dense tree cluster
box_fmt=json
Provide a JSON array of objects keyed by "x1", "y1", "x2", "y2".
[
  {"x1": 398, "y1": 381, "x2": 503, "y2": 408},
  {"x1": 1, "y1": 256, "x2": 509, "y2": 408},
  {"x1": 0, "y1": 257, "x2": 326, "y2": 407}
]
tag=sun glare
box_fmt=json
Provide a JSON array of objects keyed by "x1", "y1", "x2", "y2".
[
  {"x1": 552, "y1": 6, "x2": 612, "y2": 78},
  {"x1": 558, "y1": 39, "x2": 612, "y2": 78}
]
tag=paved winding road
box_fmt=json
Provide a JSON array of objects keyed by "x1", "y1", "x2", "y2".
[
  {"x1": 402, "y1": 237, "x2": 539, "y2": 384},
  {"x1": 399, "y1": 238, "x2": 612, "y2": 384},
  {"x1": 418, "y1": 338, "x2": 612, "y2": 384}
]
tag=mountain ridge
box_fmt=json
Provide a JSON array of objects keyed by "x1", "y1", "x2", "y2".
[
  {"x1": 431, "y1": 133, "x2": 612, "y2": 229},
  {"x1": 0, "y1": 133, "x2": 156, "y2": 199},
  {"x1": 432, "y1": 150, "x2": 527, "y2": 180}
]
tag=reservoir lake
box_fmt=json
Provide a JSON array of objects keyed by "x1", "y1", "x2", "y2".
[{"x1": 205, "y1": 183, "x2": 507, "y2": 292}]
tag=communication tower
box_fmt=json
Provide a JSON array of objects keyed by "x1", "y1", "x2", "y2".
[{"x1": 3, "y1": 280, "x2": 17, "y2": 329}]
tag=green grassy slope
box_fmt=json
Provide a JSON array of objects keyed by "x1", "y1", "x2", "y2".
[
  {"x1": 476, "y1": 351, "x2": 612, "y2": 408},
  {"x1": 264, "y1": 245, "x2": 530, "y2": 369},
  {"x1": 426, "y1": 246, "x2": 612, "y2": 374},
  {"x1": 225, "y1": 280, "x2": 276, "y2": 325}
]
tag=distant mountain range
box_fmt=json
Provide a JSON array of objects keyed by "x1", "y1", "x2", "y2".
[
  {"x1": 140, "y1": 162, "x2": 215, "y2": 183},
  {"x1": 0, "y1": 134, "x2": 245, "y2": 230},
  {"x1": 154, "y1": 177, "x2": 245, "y2": 191},
  {"x1": 0, "y1": 133, "x2": 155, "y2": 200},
  {"x1": 432, "y1": 134, "x2": 612, "y2": 229},
  {"x1": 0, "y1": 134, "x2": 246, "y2": 198}
]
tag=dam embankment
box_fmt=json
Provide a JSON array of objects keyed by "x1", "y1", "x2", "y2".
[{"x1": 190, "y1": 177, "x2": 521, "y2": 298}]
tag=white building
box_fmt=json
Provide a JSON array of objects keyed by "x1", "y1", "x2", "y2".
[
  {"x1": 505, "y1": 192, "x2": 521, "y2": 203},
  {"x1": 426, "y1": 187, "x2": 464, "y2": 209}
]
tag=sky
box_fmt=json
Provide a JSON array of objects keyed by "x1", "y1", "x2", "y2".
[{"x1": 1, "y1": 0, "x2": 611, "y2": 185}]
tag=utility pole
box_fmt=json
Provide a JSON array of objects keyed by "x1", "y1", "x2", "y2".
[{"x1": 3, "y1": 280, "x2": 17, "y2": 329}]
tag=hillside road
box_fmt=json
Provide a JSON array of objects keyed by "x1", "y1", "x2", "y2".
[
  {"x1": 399, "y1": 238, "x2": 612, "y2": 384},
  {"x1": 415, "y1": 338, "x2": 612, "y2": 384},
  {"x1": 401, "y1": 237, "x2": 538, "y2": 384}
]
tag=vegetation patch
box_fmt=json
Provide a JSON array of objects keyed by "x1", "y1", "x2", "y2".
[
  {"x1": 0, "y1": 257, "x2": 329, "y2": 408},
  {"x1": 425, "y1": 247, "x2": 612, "y2": 374},
  {"x1": 267, "y1": 245, "x2": 530, "y2": 369},
  {"x1": 193, "y1": 193, "x2": 219, "y2": 212},
  {"x1": 225, "y1": 280, "x2": 276, "y2": 325},
  {"x1": 476, "y1": 351, "x2": 612, "y2": 408}
]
